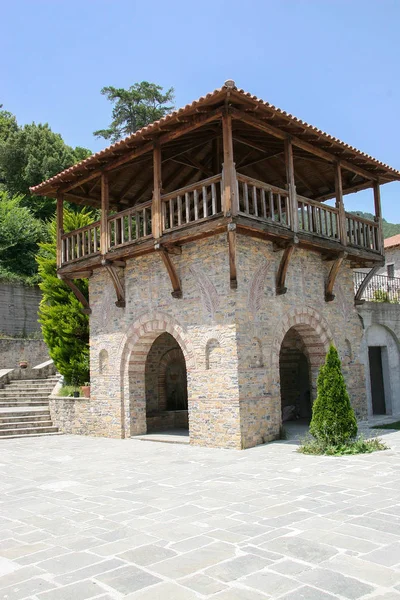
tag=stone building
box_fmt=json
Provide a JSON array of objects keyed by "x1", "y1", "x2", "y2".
[{"x1": 31, "y1": 81, "x2": 400, "y2": 449}]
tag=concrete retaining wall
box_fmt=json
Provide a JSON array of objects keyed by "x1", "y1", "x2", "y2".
[
  {"x1": 0, "y1": 339, "x2": 49, "y2": 369},
  {"x1": 0, "y1": 283, "x2": 42, "y2": 336}
]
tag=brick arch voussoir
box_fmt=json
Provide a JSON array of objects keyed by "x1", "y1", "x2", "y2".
[
  {"x1": 272, "y1": 307, "x2": 334, "y2": 369},
  {"x1": 119, "y1": 313, "x2": 196, "y2": 377}
]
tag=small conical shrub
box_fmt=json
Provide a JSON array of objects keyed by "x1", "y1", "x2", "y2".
[{"x1": 309, "y1": 345, "x2": 357, "y2": 445}]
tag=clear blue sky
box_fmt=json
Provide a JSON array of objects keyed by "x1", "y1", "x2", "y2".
[{"x1": 2, "y1": 0, "x2": 400, "y2": 221}]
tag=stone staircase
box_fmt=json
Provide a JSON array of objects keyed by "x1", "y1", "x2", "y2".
[{"x1": 0, "y1": 377, "x2": 61, "y2": 439}]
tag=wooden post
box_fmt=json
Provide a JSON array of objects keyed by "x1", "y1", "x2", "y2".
[
  {"x1": 373, "y1": 181, "x2": 384, "y2": 253},
  {"x1": 56, "y1": 194, "x2": 64, "y2": 268},
  {"x1": 335, "y1": 162, "x2": 347, "y2": 246},
  {"x1": 222, "y1": 114, "x2": 237, "y2": 216},
  {"x1": 152, "y1": 140, "x2": 162, "y2": 239},
  {"x1": 100, "y1": 173, "x2": 110, "y2": 255},
  {"x1": 284, "y1": 138, "x2": 298, "y2": 232}
]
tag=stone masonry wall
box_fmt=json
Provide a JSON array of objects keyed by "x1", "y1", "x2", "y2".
[{"x1": 65, "y1": 232, "x2": 367, "y2": 449}]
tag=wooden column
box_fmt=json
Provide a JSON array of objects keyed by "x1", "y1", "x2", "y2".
[
  {"x1": 100, "y1": 173, "x2": 110, "y2": 255},
  {"x1": 152, "y1": 140, "x2": 162, "y2": 239},
  {"x1": 222, "y1": 114, "x2": 237, "y2": 216},
  {"x1": 284, "y1": 138, "x2": 298, "y2": 232},
  {"x1": 373, "y1": 181, "x2": 384, "y2": 253},
  {"x1": 335, "y1": 162, "x2": 347, "y2": 246},
  {"x1": 56, "y1": 194, "x2": 64, "y2": 268}
]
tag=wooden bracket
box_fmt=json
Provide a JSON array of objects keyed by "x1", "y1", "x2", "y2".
[
  {"x1": 156, "y1": 245, "x2": 182, "y2": 298},
  {"x1": 276, "y1": 240, "x2": 297, "y2": 295},
  {"x1": 227, "y1": 223, "x2": 237, "y2": 289},
  {"x1": 59, "y1": 276, "x2": 91, "y2": 314},
  {"x1": 102, "y1": 260, "x2": 126, "y2": 307},
  {"x1": 354, "y1": 265, "x2": 380, "y2": 305},
  {"x1": 325, "y1": 251, "x2": 347, "y2": 302},
  {"x1": 164, "y1": 245, "x2": 182, "y2": 256}
]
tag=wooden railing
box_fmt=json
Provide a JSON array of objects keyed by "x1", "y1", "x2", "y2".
[
  {"x1": 346, "y1": 213, "x2": 380, "y2": 252},
  {"x1": 108, "y1": 202, "x2": 152, "y2": 249},
  {"x1": 59, "y1": 172, "x2": 383, "y2": 268},
  {"x1": 161, "y1": 175, "x2": 222, "y2": 232},
  {"x1": 237, "y1": 173, "x2": 290, "y2": 228},
  {"x1": 297, "y1": 195, "x2": 339, "y2": 241},
  {"x1": 61, "y1": 221, "x2": 101, "y2": 264}
]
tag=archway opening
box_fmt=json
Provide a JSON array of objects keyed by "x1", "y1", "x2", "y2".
[
  {"x1": 279, "y1": 326, "x2": 319, "y2": 424},
  {"x1": 145, "y1": 332, "x2": 189, "y2": 433}
]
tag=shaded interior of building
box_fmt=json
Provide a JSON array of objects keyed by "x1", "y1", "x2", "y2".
[
  {"x1": 280, "y1": 327, "x2": 312, "y2": 423},
  {"x1": 145, "y1": 333, "x2": 189, "y2": 433}
]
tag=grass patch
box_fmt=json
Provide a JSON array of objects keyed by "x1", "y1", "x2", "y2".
[
  {"x1": 58, "y1": 385, "x2": 81, "y2": 397},
  {"x1": 372, "y1": 421, "x2": 400, "y2": 430},
  {"x1": 298, "y1": 435, "x2": 388, "y2": 456}
]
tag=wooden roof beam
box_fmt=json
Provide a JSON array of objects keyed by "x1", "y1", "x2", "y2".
[
  {"x1": 230, "y1": 108, "x2": 380, "y2": 182},
  {"x1": 56, "y1": 109, "x2": 223, "y2": 196}
]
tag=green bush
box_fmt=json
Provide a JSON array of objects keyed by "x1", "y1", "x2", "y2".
[
  {"x1": 309, "y1": 345, "x2": 357, "y2": 445},
  {"x1": 298, "y1": 435, "x2": 387, "y2": 456},
  {"x1": 36, "y1": 209, "x2": 93, "y2": 385}
]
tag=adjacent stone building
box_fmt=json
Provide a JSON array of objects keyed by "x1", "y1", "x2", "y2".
[{"x1": 32, "y1": 82, "x2": 400, "y2": 449}]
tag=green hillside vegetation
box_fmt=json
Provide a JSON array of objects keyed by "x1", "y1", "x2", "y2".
[{"x1": 350, "y1": 211, "x2": 400, "y2": 239}]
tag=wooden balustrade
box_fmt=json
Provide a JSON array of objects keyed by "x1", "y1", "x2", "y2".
[
  {"x1": 108, "y1": 203, "x2": 152, "y2": 249},
  {"x1": 61, "y1": 221, "x2": 101, "y2": 264},
  {"x1": 59, "y1": 172, "x2": 383, "y2": 268},
  {"x1": 346, "y1": 213, "x2": 380, "y2": 252},
  {"x1": 237, "y1": 173, "x2": 290, "y2": 228},
  {"x1": 297, "y1": 195, "x2": 339, "y2": 241},
  {"x1": 161, "y1": 175, "x2": 222, "y2": 232}
]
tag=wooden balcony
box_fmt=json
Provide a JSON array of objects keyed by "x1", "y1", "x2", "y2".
[{"x1": 59, "y1": 172, "x2": 382, "y2": 271}]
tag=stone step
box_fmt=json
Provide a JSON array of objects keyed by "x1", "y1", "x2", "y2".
[
  {"x1": 0, "y1": 425, "x2": 59, "y2": 437},
  {"x1": 0, "y1": 391, "x2": 53, "y2": 398},
  {"x1": 0, "y1": 420, "x2": 54, "y2": 430},
  {"x1": 0, "y1": 401, "x2": 49, "y2": 408},
  {"x1": 7, "y1": 379, "x2": 59, "y2": 385},
  {"x1": 0, "y1": 410, "x2": 50, "y2": 418},
  {"x1": 1, "y1": 432, "x2": 63, "y2": 440},
  {"x1": 6, "y1": 383, "x2": 57, "y2": 390},
  {"x1": 0, "y1": 414, "x2": 51, "y2": 424}
]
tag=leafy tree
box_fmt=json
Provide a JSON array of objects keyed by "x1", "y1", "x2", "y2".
[
  {"x1": 0, "y1": 122, "x2": 91, "y2": 219},
  {"x1": 0, "y1": 107, "x2": 18, "y2": 144},
  {"x1": 309, "y1": 345, "x2": 358, "y2": 445},
  {"x1": 36, "y1": 209, "x2": 94, "y2": 384},
  {"x1": 0, "y1": 191, "x2": 44, "y2": 283},
  {"x1": 94, "y1": 81, "x2": 175, "y2": 142}
]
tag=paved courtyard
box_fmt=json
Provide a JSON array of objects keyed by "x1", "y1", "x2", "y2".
[{"x1": 1, "y1": 428, "x2": 400, "y2": 600}]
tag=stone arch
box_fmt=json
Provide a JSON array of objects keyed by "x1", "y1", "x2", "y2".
[
  {"x1": 272, "y1": 308, "x2": 334, "y2": 426},
  {"x1": 99, "y1": 349, "x2": 109, "y2": 374},
  {"x1": 272, "y1": 307, "x2": 333, "y2": 371},
  {"x1": 362, "y1": 323, "x2": 400, "y2": 416},
  {"x1": 119, "y1": 312, "x2": 196, "y2": 437}
]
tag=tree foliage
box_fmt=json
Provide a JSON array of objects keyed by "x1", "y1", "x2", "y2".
[
  {"x1": 309, "y1": 345, "x2": 358, "y2": 445},
  {"x1": 0, "y1": 191, "x2": 44, "y2": 283},
  {"x1": 36, "y1": 209, "x2": 94, "y2": 384},
  {"x1": 0, "y1": 118, "x2": 91, "y2": 220},
  {"x1": 94, "y1": 81, "x2": 175, "y2": 142}
]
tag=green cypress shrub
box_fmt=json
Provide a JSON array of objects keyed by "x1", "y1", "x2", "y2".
[
  {"x1": 36, "y1": 208, "x2": 93, "y2": 385},
  {"x1": 309, "y1": 345, "x2": 357, "y2": 445}
]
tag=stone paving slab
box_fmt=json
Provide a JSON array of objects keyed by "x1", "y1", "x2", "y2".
[{"x1": 1, "y1": 428, "x2": 400, "y2": 599}]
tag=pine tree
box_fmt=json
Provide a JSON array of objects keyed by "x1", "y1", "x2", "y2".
[
  {"x1": 309, "y1": 345, "x2": 357, "y2": 445},
  {"x1": 36, "y1": 209, "x2": 94, "y2": 385}
]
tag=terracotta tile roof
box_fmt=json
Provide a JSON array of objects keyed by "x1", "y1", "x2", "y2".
[
  {"x1": 30, "y1": 82, "x2": 400, "y2": 196},
  {"x1": 384, "y1": 234, "x2": 400, "y2": 249}
]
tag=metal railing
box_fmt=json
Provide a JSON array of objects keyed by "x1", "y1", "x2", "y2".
[{"x1": 354, "y1": 271, "x2": 400, "y2": 303}]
